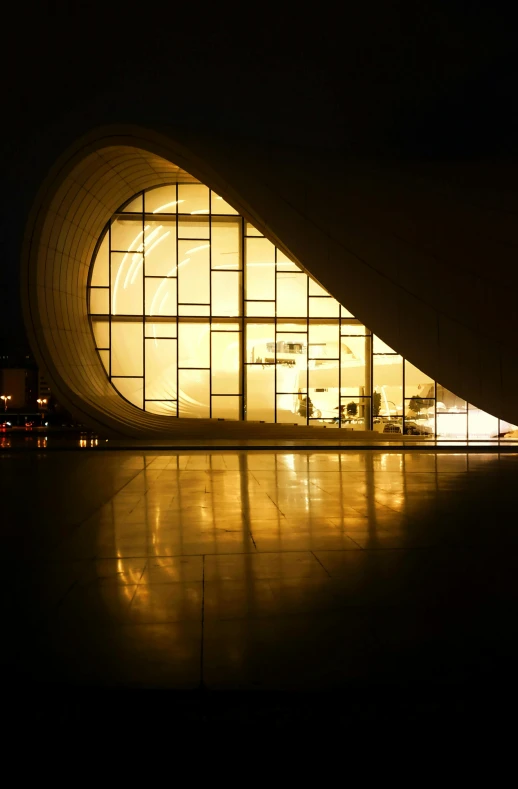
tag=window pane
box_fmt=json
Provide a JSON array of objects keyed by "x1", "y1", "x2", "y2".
[
  {"x1": 309, "y1": 361, "x2": 339, "y2": 420},
  {"x1": 111, "y1": 218, "x2": 143, "y2": 251},
  {"x1": 178, "y1": 183, "x2": 209, "y2": 215},
  {"x1": 340, "y1": 335, "x2": 368, "y2": 396},
  {"x1": 500, "y1": 421, "x2": 518, "y2": 439},
  {"x1": 211, "y1": 332, "x2": 240, "y2": 394},
  {"x1": 373, "y1": 335, "x2": 396, "y2": 353},
  {"x1": 144, "y1": 221, "x2": 176, "y2": 276},
  {"x1": 277, "y1": 272, "x2": 307, "y2": 317},
  {"x1": 245, "y1": 238, "x2": 275, "y2": 299},
  {"x1": 89, "y1": 288, "x2": 109, "y2": 314},
  {"x1": 245, "y1": 302, "x2": 275, "y2": 317},
  {"x1": 245, "y1": 323, "x2": 275, "y2": 363},
  {"x1": 309, "y1": 279, "x2": 327, "y2": 296},
  {"x1": 111, "y1": 252, "x2": 143, "y2": 315},
  {"x1": 276, "y1": 394, "x2": 306, "y2": 424},
  {"x1": 98, "y1": 349, "x2": 109, "y2": 372},
  {"x1": 436, "y1": 413, "x2": 467, "y2": 439},
  {"x1": 405, "y1": 361, "x2": 434, "y2": 399},
  {"x1": 178, "y1": 241, "x2": 210, "y2": 304},
  {"x1": 277, "y1": 362, "x2": 306, "y2": 396},
  {"x1": 178, "y1": 304, "x2": 210, "y2": 316},
  {"x1": 112, "y1": 377, "x2": 143, "y2": 409},
  {"x1": 145, "y1": 278, "x2": 177, "y2": 316},
  {"x1": 404, "y1": 400, "x2": 435, "y2": 436},
  {"x1": 212, "y1": 396, "x2": 241, "y2": 420},
  {"x1": 373, "y1": 417, "x2": 403, "y2": 436},
  {"x1": 308, "y1": 322, "x2": 339, "y2": 358},
  {"x1": 245, "y1": 365, "x2": 275, "y2": 421},
  {"x1": 373, "y1": 355, "x2": 403, "y2": 415},
  {"x1": 90, "y1": 232, "x2": 109, "y2": 286},
  {"x1": 468, "y1": 404, "x2": 499, "y2": 439},
  {"x1": 211, "y1": 220, "x2": 240, "y2": 270},
  {"x1": 309, "y1": 296, "x2": 340, "y2": 318},
  {"x1": 122, "y1": 194, "x2": 143, "y2": 213},
  {"x1": 92, "y1": 318, "x2": 109, "y2": 348},
  {"x1": 145, "y1": 339, "x2": 177, "y2": 400},
  {"x1": 276, "y1": 332, "x2": 307, "y2": 392},
  {"x1": 211, "y1": 271, "x2": 241, "y2": 317},
  {"x1": 211, "y1": 192, "x2": 238, "y2": 215},
  {"x1": 340, "y1": 305, "x2": 354, "y2": 318},
  {"x1": 178, "y1": 369, "x2": 210, "y2": 418},
  {"x1": 245, "y1": 222, "x2": 263, "y2": 236},
  {"x1": 145, "y1": 321, "x2": 177, "y2": 339},
  {"x1": 111, "y1": 322, "x2": 143, "y2": 377},
  {"x1": 145, "y1": 401, "x2": 177, "y2": 416},
  {"x1": 436, "y1": 385, "x2": 467, "y2": 412},
  {"x1": 178, "y1": 219, "x2": 210, "y2": 239},
  {"x1": 144, "y1": 186, "x2": 178, "y2": 214},
  {"x1": 211, "y1": 322, "x2": 240, "y2": 331},
  {"x1": 178, "y1": 322, "x2": 210, "y2": 367},
  {"x1": 341, "y1": 322, "x2": 369, "y2": 336},
  {"x1": 277, "y1": 249, "x2": 300, "y2": 272},
  {"x1": 340, "y1": 397, "x2": 371, "y2": 431}
]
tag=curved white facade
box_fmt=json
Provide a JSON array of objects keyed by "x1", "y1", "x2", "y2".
[{"x1": 20, "y1": 126, "x2": 518, "y2": 438}]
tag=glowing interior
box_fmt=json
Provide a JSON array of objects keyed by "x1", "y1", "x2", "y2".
[{"x1": 88, "y1": 183, "x2": 517, "y2": 439}]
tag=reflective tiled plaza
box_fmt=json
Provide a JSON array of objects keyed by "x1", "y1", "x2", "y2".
[{"x1": 4, "y1": 449, "x2": 518, "y2": 712}]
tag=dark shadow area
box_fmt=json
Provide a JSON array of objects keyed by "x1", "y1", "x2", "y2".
[{"x1": 3, "y1": 449, "x2": 518, "y2": 728}]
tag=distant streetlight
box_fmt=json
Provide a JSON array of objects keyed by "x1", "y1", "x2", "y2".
[
  {"x1": 37, "y1": 398, "x2": 48, "y2": 425},
  {"x1": 1, "y1": 395, "x2": 11, "y2": 412}
]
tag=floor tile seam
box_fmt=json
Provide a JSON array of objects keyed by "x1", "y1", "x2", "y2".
[
  {"x1": 309, "y1": 551, "x2": 333, "y2": 577},
  {"x1": 57, "y1": 466, "x2": 151, "y2": 546},
  {"x1": 50, "y1": 544, "x2": 433, "y2": 560}
]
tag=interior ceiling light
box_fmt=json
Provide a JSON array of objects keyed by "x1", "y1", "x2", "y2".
[
  {"x1": 185, "y1": 244, "x2": 210, "y2": 255},
  {"x1": 130, "y1": 230, "x2": 172, "y2": 285},
  {"x1": 124, "y1": 226, "x2": 163, "y2": 288},
  {"x1": 112, "y1": 226, "x2": 149, "y2": 314}
]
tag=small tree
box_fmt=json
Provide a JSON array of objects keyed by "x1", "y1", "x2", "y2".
[
  {"x1": 408, "y1": 396, "x2": 424, "y2": 416},
  {"x1": 373, "y1": 392, "x2": 381, "y2": 417},
  {"x1": 346, "y1": 402, "x2": 358, "y2": 418}
]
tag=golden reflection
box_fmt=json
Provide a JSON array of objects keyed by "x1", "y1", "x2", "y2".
[{"x1": 108, "y1": 449, "x2": 496, "y2": 567}]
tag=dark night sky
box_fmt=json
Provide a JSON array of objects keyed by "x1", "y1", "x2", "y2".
[{"x1": 1, "y1": 3, "x2": 516, "y2": 352}]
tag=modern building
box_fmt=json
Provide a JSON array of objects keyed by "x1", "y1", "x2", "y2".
[{"x1": 17, "y1": 126, "x2": 518, "y2": 440}]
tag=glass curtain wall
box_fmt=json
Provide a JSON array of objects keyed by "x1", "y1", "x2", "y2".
[{"x1": 88, "y1": 184, "x2": 517, "y2": 440}]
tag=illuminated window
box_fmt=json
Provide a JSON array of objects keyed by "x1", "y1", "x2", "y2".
[{"x1": 87, "y1": 183, "x2": 507, "y2": 439}]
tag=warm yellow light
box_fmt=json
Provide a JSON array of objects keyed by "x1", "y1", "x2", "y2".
[
  {"x1": 190, "y1": 209, "x2": 210, "y2": 215},
  {"x1": 152, "y1": 200, "x2": 184, "y2": 213},
  {"x1": 112, "y1": 226, "x2": 149, "y2": 314},
  {"x1": 158, "y1": 292, "x2": 169, "y2": 315},
  {"x1": 124, "y1": 226, "x2": 162, "y2": 287},
  {"x1": 129, "y1": 230, "x2": 171, "y2": 285},
  {"x1": 185, "y1": 244, "x2": 210, "y2": 255}
]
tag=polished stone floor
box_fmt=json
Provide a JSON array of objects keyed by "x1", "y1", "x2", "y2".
[{"x1": 3, "y1": 449, "x2": 518, "y2": 722}]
